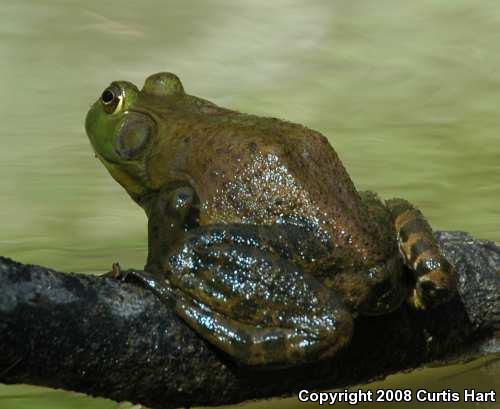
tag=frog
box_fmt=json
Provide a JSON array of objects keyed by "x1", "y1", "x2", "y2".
[{"x1": 85, "y1": 72, "x2": 457, "y2": 367}]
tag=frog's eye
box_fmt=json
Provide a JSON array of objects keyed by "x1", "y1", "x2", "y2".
[{"x1": 101, "y1": 85, "x2": 124, "y2": 114}]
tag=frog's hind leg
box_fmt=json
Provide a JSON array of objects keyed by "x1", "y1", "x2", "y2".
[
  {"x1": 174, "y1": 291, "x2": 352, "y2": 367},
  {"x1": 117, "y1": 266, "x2": 350, "y2": 367},
  {"x1": 164, "y1": 227, "x2": 354, "y2": 367},
  {"x1": 386, "y1": 198, "x2": 457, "y2": 309}
]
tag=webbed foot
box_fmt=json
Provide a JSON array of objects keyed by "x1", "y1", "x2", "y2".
[{"x1": 386, "y1": 198, "x2": 458, "y2": 309}]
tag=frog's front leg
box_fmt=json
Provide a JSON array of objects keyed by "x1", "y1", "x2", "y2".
[
  {"x1": 144, "y1": 183, "x2": 199, "y2": 273},
  {"x1": 386, "y1": 198, "x2": 458, "y2": 309},
  {"x1": 104, "y1": 183, "x2": 198, "y2": 282},
  {"x1": 159, "y1": 225, "x2": 353, "y2": 367}
]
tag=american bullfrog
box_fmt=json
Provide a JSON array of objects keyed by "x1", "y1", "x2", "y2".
[{"x1": 85, "y1": 72, "x2": 457, "y2": 366}]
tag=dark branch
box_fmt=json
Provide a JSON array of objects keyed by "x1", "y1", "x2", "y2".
[{"x1": 0, "y1": 231, "x2": 499, "y2": 408}]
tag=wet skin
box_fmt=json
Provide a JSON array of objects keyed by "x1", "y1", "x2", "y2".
[{"x1": 86, "y1": 72, "x2": 457, "y2": 366}]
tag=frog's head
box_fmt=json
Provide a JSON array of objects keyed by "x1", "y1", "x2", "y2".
[{"x1": 85, "y1": 72, "x2": 185, "y2": 203}]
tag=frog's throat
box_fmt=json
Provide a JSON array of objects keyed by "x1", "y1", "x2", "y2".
[{"x1": 98, "y1": 155, "x2": 150, "y2": 202}]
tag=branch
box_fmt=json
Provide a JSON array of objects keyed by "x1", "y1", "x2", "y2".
[{"x1": 0, "y1": 231, "x2": 498, "y2": 408}]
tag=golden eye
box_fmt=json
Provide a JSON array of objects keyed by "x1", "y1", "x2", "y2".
[{"x1": 101, "y1": 86, "x2": 123, "y2": 114}]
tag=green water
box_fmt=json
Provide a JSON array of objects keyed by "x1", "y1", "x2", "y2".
[{"x1": 0, "y1": 0, "x2": 498, "y2": 408}]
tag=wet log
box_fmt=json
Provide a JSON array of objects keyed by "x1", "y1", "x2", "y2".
[{"x1": 0, "y1": 231, "x2": 498, "y2": 408}]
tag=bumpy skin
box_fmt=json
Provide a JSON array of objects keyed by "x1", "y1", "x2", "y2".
[{"x1": 85, "y1": 72, "x2": 457, "y2": 366}]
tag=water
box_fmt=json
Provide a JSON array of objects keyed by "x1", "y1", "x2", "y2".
[{"x1": 0, "y1": 0, "x2": 498, "y2": 408}]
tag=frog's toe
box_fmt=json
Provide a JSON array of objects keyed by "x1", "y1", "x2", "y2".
[{"x1": 101, "y1": 262, "x2": 126, "y2": 280}]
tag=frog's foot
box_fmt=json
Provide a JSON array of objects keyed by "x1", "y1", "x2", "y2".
[
  {"x1": 164, "y1": 225, "x2": 354, "y2": 367},
  {"x1": 114, "y1": 269, "x2": 177, "y2": 304},
  {"x1": 386, "y1": 198, "x2": 458, "y2": 310},
  {"x1": 101, "y1": 263, "x2": 173, "y2": 302}
]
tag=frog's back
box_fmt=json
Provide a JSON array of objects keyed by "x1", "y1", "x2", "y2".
[{"x1": 150, "y1": 100, "x2": 392, "y2": 264}]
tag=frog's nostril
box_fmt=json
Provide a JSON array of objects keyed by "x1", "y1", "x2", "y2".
[{"x1": 101, "y1": 89, "x2": 115, "y2": 104}]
